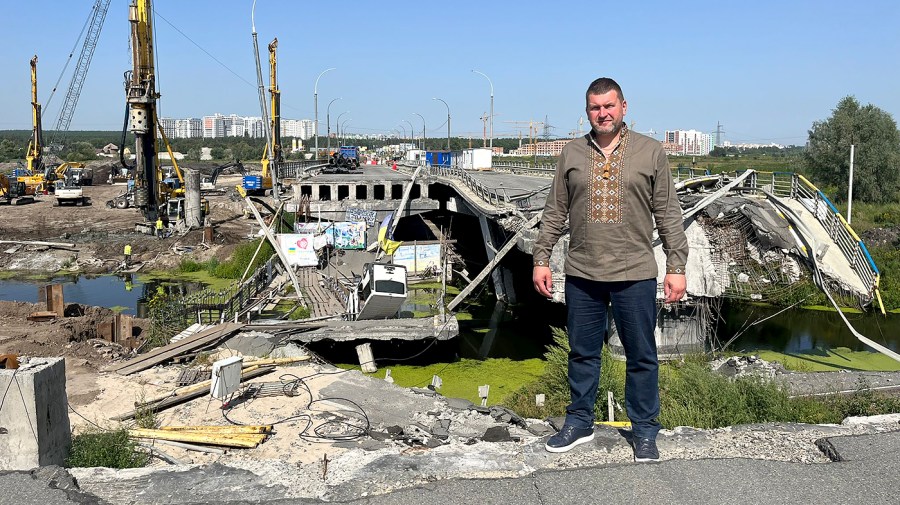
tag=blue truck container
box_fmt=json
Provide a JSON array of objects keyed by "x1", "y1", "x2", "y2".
[
  {"x1": 426, "y1": 150, "x2": 452, "y2": 167},
  {"x1": 339, "y1": 146, "x2": 359, "y2": 160}
]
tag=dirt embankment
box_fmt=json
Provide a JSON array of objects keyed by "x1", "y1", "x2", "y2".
[{"x1": 0, "y1": 167, "x2": 255, "y2": 275}]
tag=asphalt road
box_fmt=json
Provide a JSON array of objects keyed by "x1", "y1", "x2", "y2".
[{"x1": 3, "y1": 430, "x2": 898, "y2": 505}]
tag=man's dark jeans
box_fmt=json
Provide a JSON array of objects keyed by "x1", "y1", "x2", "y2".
[{"x1": 564, "y1": 275, "x2": 661, "y2": 440}]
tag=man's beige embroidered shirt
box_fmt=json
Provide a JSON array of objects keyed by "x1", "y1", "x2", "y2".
[{"x1": 533, "y1": 128, "x2": 688, "y2": 281}]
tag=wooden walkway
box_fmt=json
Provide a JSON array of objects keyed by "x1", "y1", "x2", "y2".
[{"x1": 297, "y1": 267, "x2": 346, "y2": 319}]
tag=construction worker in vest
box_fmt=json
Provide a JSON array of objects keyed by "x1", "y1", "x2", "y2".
[
  {"x1": 156, "y1": 216, "x2": 164, "y2": 239},
  {"x1": 124, "y1": 243, "x2": 132, "y2": 267}
]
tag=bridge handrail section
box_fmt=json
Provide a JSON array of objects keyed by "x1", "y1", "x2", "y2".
[
  {"x1": 278, "y1": 159, "x2": 325, "y2": 179},
  {"x1": 791, "y1": 174, "x2": 880, "y2": 295},
  {"x1": 175, "y1": 255, "x2": 279, "y2": 325},
  {"x1": 403, "y1": 161, "x2": 523, "y2": 210},
  {"x1": 691, "y1": 170, "x2": 879, "y2": 300}
]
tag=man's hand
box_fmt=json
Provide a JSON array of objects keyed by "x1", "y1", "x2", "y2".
[
  {"x1": 664, "y1": 273, "x2": 686, "y2": 303},
  {"x1": 533, "y1": 266, "x2": 553, "y2": 298}
]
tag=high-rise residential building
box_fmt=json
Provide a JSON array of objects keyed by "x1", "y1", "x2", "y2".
[
  {"x1": 174, "y1": 118, "x2": 202, "y2": 138},
  {"x1": 203, "y1": 114, "x2": 226, "y2": 138},
  {"x1": 242, "y1": 117, "x2": 265, "y2": 139},
  {"x1": 281, "y1": 119, "x2": 315, "y2": 140},
  {"x1": 664, "y1": 129, "x2": 712, "y2": 156},
  {"x1": 224, "y1": 114, "x2": 245, "y2": 137},
  {"x1": 160, "y1": 113, "x2": 312, "y2": 139},
  {"x1": 158, "y1": 117, "x2": 176, "y2": 139}
]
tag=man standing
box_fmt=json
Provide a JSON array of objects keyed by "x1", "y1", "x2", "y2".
[
  {"x1": 123, "y1": 243, "x2": 132, "y2": 268},
  {"x1": 155, "y1": 216, "x2": 164, "y2": 239},
  {"x1": 532, "y1": 77, "x2": 687, "y2": 462}
]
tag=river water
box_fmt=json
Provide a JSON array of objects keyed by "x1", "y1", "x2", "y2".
[{"x1": 1, "y1": 277, "x2": 896, "y2": 359}]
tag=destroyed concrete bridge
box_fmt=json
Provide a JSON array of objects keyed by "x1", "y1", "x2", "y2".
[{"x1": 295, "y1": 160, "x2": 891, "y2": 361}]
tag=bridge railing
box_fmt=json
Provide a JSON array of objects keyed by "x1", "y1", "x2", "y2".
[
  {"x1": 672, "y1": 167, "x2": 711, "y2": 181},
  {"x1": 278, "y1": 159, "x2": 328, "y2": 179},
  {"x1": 432, "y1": 165, "x2": 512, "y2": 207},
  {"x1": 792, "y1": 174, "x2": 880, "y2": 297},
  {"x1": 171, "y1": 255, "x2": 279, "y2": 326},
  {"x1": 688, "y1": 170, "x2": 880, "y2": 303},
  {"x1": 491, "y1": 161, "x2": 555, "y2": 177}
]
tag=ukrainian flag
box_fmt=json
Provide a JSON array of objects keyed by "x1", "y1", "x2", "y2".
[{"x1": 378, "y1": 213, "x2": 402, "y2": 255}]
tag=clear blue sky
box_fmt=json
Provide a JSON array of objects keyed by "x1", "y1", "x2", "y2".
[{"x1": 1, "y1": 0, "x2": 897, "y2": 145}]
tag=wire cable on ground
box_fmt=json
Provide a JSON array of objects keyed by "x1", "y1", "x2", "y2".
[{"x1": 220, "y1": 370, "x2": 370, "y2": 443}]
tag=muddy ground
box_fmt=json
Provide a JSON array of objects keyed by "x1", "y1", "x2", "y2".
[
  {"x1": 0, "y1": 164, "x2": 256, "y2": 276},
  {"x1": 0, "y1": 163, "x2": 269, "y2": 416}
]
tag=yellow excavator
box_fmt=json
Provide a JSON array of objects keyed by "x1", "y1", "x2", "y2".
[{"x1": 1, "y1": 174, "x2": 34, "y2": 205}]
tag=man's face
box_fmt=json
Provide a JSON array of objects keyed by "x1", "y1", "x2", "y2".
[{"x1": 586, "y1": 90, "x2": 627, "y2": 137}]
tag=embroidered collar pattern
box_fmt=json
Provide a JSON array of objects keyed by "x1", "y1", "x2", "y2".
[{"x1": 588, "y1": 125, "x2": 629, "y2": 224}]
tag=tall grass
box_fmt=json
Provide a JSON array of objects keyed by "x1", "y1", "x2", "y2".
[
  {"x1": 505, "y1": 327, "x2": 900, "y2": 428},
  {"x1": 177, "y1": 239, "x2": 274, "y2": 280}
]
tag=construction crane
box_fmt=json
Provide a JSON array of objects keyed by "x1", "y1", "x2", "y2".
[
  {"x1": 48, "y1": 0, "x2": 111, "y2": 153},
  {"x1": 504, "y1": 119, "x2": 545, "y2": 164}
]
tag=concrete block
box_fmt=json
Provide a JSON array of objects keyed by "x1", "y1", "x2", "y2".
[{"x1": 0, "y1": 357, "x2": 71, "y2": 470}]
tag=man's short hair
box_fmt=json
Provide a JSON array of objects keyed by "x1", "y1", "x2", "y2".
[{"x1": 585, "y1": 77, "x2": 624, "y2": 102}]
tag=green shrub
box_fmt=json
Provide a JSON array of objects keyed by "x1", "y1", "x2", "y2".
[
  {"x1": 212, "y1": 239, "x2": 275, "y2": 279},
  {"x1": 177, "y1": 259, "x2": 204, "y2": 273},
  {"x1": 289, "y1": 305, "x2": 311, "y2": 320},
  {"x1": 66, "y1": 429, "x2": 148, "y2": 469},
  {"x1": 505, "y1": 327, "x2": 900, "y2": 429}
]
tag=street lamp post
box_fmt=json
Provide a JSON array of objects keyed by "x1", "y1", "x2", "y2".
[
  {"x1": 403, "y1": 120, "x2": 415, "y2": 149},
  {"x1": 336, "y1": 110, "x2": 349, "y2": 140},
  {"x1": 472, "y1": 69, "x2": 493, "y2": 149},
  {"x1": 326, "y1": 97, "x2": 341, "y2": 155},
  {"x1": 397, "y1": 124, "x2": 407, "y2": 146},
  {"x1": 433, "y1": 97, "x2": 450, "y2": 150},
  {"x1": 313, "y1": 68, "x2": 335, "y2": 160},
  {"x1": 340, "y1": 119, "x2": 352, "y2": 144},
  {"x1": 413, "y1": 113, "x2": 425, "y2": 150}
]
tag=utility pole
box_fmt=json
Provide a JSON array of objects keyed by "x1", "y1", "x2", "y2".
[
  {"x1": 480, "y1": 112, "x2": 489, "y2": 147},
  {"x1": 848, "y1": 144, "x2": 855, "y2": 224}
]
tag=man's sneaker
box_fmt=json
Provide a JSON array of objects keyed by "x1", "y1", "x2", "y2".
[
  {"x1": 632, "y1": 437, "x2": 659, "y2": 462},
  {"x1": 545, "y1": 425, "x2": 595, "y2": 453}
]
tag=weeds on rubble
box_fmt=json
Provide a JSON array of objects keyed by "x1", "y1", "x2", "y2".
[
  {"x1": 66, "y1": 429, "x2": 148, "y2": 469},
  {"x1": 133, "y1": 390, "x2": 159, "y2": 430},
  {"x1": 506, "y1": 327, "x2": 900, "y2": 428}
]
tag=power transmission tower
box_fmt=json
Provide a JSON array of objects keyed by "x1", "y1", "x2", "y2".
[{"x1": 542, "y1": 114, "x2": 555, "y2": 141}]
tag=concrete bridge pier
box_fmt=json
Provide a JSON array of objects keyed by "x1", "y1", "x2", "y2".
[{"x1": 478, "y1": 215, "x2": 517, "y2": 304}]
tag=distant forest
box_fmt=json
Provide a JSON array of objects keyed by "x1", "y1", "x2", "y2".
[{"x1": 0, "y1": 129, "x2": 803, "y2": 165}]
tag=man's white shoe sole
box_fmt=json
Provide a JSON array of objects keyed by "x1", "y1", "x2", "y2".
[{"x1": 544, "y1": 432, "x2": 595, "y2": 453}]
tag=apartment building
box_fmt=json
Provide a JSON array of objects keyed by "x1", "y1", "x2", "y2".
[
  {"x1": 664, "y1": 129, "x2": 712, "y2": 156},
  {"x1": 510, "y1": 139, "x2": 573, "y2": 156}
]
